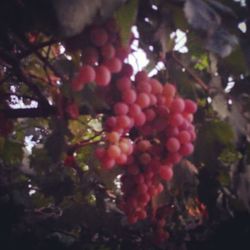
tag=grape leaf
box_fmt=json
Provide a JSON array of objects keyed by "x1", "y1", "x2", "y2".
[{"x1": 115, "y1": 0, "x2": 138, "y2": 45}]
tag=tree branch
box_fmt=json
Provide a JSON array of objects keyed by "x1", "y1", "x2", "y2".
[{"x1": 2, "y1": 106, "x2": 110, "y2": 119}]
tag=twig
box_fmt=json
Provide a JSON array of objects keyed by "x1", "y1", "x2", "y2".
[
  {"x1": 0, "y1": 48, "x2": 51, "y2": 108},
  {"x1": 20, "y1": 39, "x2": 59, "y2": 58},
  {"x1": 171, "y1": 52, "x2": 209, "y2": 92},
  {"x1": 17, "y1": 34, "x2": 67, "y2": 82}
]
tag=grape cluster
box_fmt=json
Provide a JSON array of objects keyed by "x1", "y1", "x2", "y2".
[{"x1": 69, "y1": 18, "x2": 197, "y2": 224}]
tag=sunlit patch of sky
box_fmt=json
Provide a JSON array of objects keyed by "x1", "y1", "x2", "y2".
[
  {"x1": 233, "y1": 0, "x2": 246, "y2": 7},
  {"x1": 128, "y1": 26, "x2": 188, "y2": 77},
  {"x1": 172, "y1": 29, "x2": 188, "y2": 53},
  {"x1": 238, "y1": 21, "x2": 247, "y2": 33},
  {"x1": 225, "y1": 76, "x2": 235, "y2": 93}
]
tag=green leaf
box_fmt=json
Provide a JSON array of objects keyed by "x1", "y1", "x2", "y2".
[
  {"x1": 115, "y1": 0, "x2": 138, "y2": 45},
  {"x1": 1, "y1": 139, "x2": 23, "y2": 165},
  {"x1": 223, "y1": 46, "x2": 249, "y2": 75},
  {"x1": 45, "y1": 119, "x2": 67, "y2": 163}
]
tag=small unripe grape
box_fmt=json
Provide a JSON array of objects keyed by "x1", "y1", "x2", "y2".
[
  {"x1": 95, "y1": 65, "x2": 111, "y2": 86},
  {"x1": 166, "y1": 137, "x2": 180, "y2": 153},
  {"x1": 90, "y1": 27, "x2": 108, "y2": 47}
]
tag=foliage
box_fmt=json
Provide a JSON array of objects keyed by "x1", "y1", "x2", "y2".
[{"x1": 0, "y1": 0, "x2": 250, "y2": 249}]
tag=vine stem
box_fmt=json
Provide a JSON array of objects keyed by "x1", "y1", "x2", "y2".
[{"x1": 171, "y1": 52, "x2": 209, "y2": 92}]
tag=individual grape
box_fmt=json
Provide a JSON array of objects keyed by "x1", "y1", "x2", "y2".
[
  {"x1": 178, "y1": 130, "x2": 191, "y2": 144},
  {"x1": 90, "y1": 27, "x2": 108, "y2": 47},
  {"x1": 136, "y1": 140, "x2": 151, "y2": 152},
  {"x1": 179, "y1": 143, "x2": 194, "y2": 156},
  {"x1": 107, "y1": 144, "x2": 121, "y2": 159},
  {"x1": 185, "y1": 99, "x2": 197, "y2": 113},
  {"x1": 101, "y1": 43, "x2": 115, "y2": 59},
  {"x1": 134, "y1": 111, "x2": 146, "y2": 127},
  {"x1": 116, "y1": 46, "x2": 130, "y2": 61},
  {"x1": 136, "y1": 93, "x2": 150, "y2": 108},
  {"x1": 105, "y1": 116, "x2": 117, "y2": 130},
  {"x1": 150, "y1": 78, "x2": 163, "y2": 94},
  {"x1": 170, "y1": 97, "x2": 185, "y2": 113},
  {"x1": 139, "y1": 153, "x2": 151, "y2": 165},
  {"x1": 120, "y1": 63, "x2": 133, "y2": 77},
  {"x1": 149, "y1": 94, "x2": 157, "y2": 105},
  {"x1": 159, "y1": 165, "x2": 173, "y2": 181},
  {"x1": 114, "y1": 102, "x2": 129, "y2": 115},
  {"x1": 135, "y1": 71, "x2": 148, "y2": 82},
  {"x1": 128, "y1": 103, "x2": 141, "y2": 118},
  {"x1": 163, "y1": 83, "x2": 176, "y2": 98},
  {"x1": 122, "y1": 89, "x2": 137, "y2": 104},
  {"x1": 144, "y1": 108, "x2": 156, "y2": 122},
  {"x1": 166, "y1": 137, "x2": 180, "y2": 153},
  {"x1": 95, "y1": 65, "x2": 111, "y2": 86},
  {"x1": 95, "y1": 147, "x2": 106, "y2": 159},
  {"x1": 104, "y1": 57, "x2": 122, "y2": 73},
  {"x1": 106, "y1": 131, "x2": 120, "y2": 143},
  {"x1": 116, "y1": 115, "x2": 132, "y2": 129},
  {"x1": 82, "y1": 47, "x2": 99, "y2": 65},
  {"x1": 116, "y1": 154, "x2": 128, "y2": 165},
  {"x1": 170, "y1": 113, "x2": 184, "y2": 127},
  {"x1": 136, "y1": 81, "x2": 152, "y2": 93},
  {"x1": 102, "y1": 157, "x2": 116, "y2": 169},
  {"x1": 116, "y1": 76, "x2": 132, "y2": 91},
  {"x1": 78, "y1": 65, "x2": 96, "y2": 84}
]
